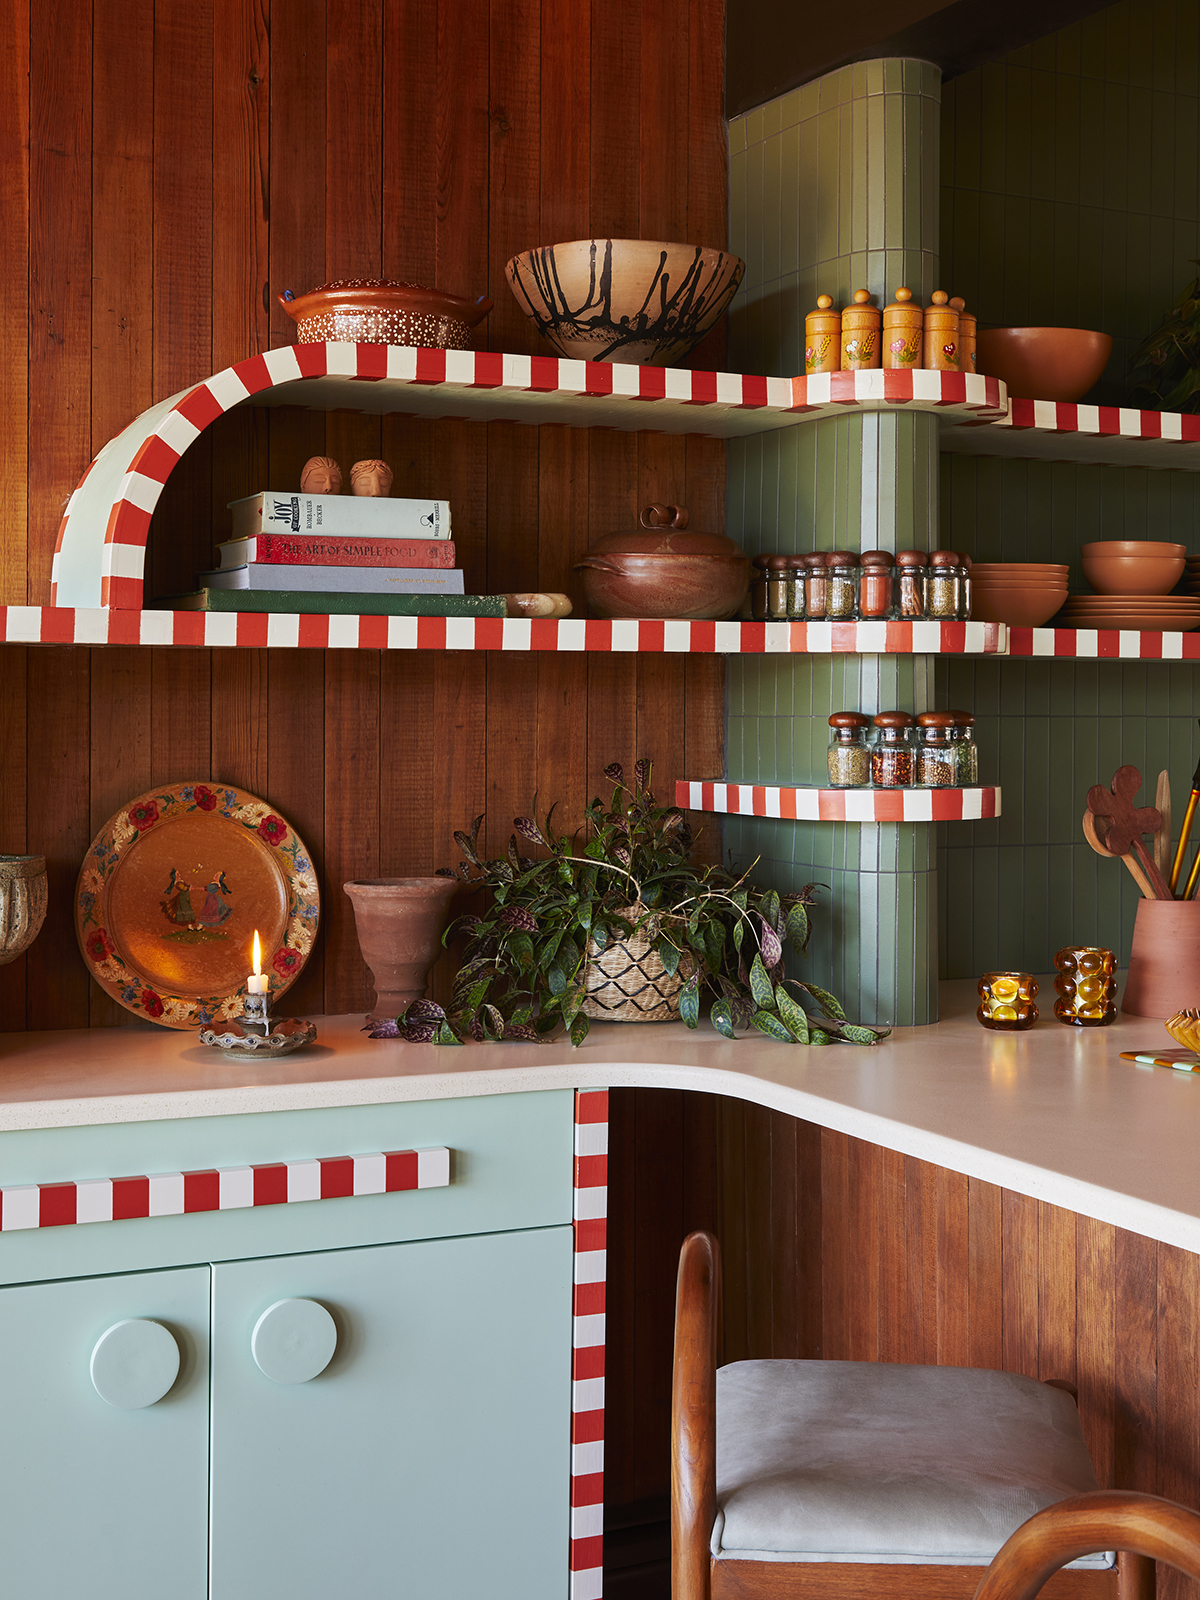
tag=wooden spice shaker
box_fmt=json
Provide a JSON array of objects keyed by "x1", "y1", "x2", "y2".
[
  {"x1": 805, "y1": 294, "x2": 841, "y2": 375},
  {"x1": 841, "y1": 289, "x2": 881, "y2": 370},
  {"x1": 950, "y1": 297, "x2": 976, "y2": 373},
  {"x1": 882, "y1": 287, "x2": 923, "y2": 369},
  {"x1": 924, "y1": 290, "x2": 960, "y2": 370}
]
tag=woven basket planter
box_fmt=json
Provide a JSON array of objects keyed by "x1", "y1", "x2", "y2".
[{"x1": 580, "y1": 905, "x2": 691, "y2": 1023}]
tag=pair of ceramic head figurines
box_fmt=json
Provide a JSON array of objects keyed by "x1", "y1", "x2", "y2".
[{"x1": 300, "y1": 456, "x2": 394, "y2": 498}]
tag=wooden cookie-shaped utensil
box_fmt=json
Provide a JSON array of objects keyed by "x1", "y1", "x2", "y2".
[{"x1": 1086, "y1": 765, "x2": 1171, "y2": 898}]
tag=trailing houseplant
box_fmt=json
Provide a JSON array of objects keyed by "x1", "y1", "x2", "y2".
[
  {"x1": 372, "y1": 759, "x2": 887, "y2": 1048},
  {"x1": 1128, "y1": 261, "x2": 1200, "y2": 412}
]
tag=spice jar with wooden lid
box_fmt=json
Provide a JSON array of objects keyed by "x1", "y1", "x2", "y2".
[
  {"x1": 825, "y1": 551, "x2": 860, "y2": 619},
  {"x1": 925, "y1": 551, "x2": 965, "y2": 618},
  {"x1": 858, "y1": 551, "x2": 893, "y2": 619},
  {"x1": 894, "y1": 549, "x2": 929, "y2": 618},
  {"x1": 802, "y1": 553, "x2": 830, "y2": 619},
  {"x1": 946, "y1": 710, "x2": 978, "y2": 784},
  {"x1": 805, "y1": 295, "x2": 841, "y2": 375},
  {"x1": 750, "y1": 555, "x2": 772, "y2": 619},
  {"x1": 882, "y1": 287, "x2": 923, "y2": 369},
  {"x1": 950, "y1": 297, "x2": 976, "y2": 373},
  {"x1": 785, "y1": 554, "x2": 808, "y2": 618},
  {"x1": 915, "y1": 712, "x2": 959, "y2": 787},
  {"x1": 761, "y1": 554, "x2": 792, "y2": 619},
  {"x1": 841, "y1": 289, "x2": 881, "y2": 370},
  {"x1": 871, "y1": 712, "x2": 914, "y2": 787},
  {"x1": 827, "y1": 713, "x2": 872, "y2": 788},
  {"x1": 923, "y1": 290, "x2": 960, "y2": 370}
]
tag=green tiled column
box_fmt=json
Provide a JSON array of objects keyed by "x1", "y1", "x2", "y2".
[{"x1": 725, "y1": 59, "x2": 944, "y2": 1026}]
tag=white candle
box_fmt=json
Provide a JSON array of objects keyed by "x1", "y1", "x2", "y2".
[{"x1": 247, "y1": 930, "x2": 269, "y2": 995}]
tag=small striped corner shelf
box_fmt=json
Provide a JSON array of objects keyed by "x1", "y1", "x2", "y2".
[
  {"x1": 1006, "y1": 627, "x2": 1200, "y2": 659},
  {"x1": 677, "y1": 781, "x2": 1001, "y2": 823}
]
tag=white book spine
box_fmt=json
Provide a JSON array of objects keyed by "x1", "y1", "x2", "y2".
[
  {"x1": 201, "y1": 565, "x2": 466, "y2": 594},
  {"x1": 227, "y1": 492, "x2": 452, "y2": 539}
]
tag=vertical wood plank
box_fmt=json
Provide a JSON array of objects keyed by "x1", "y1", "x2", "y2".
[
  {"x1": 322, "y1": 651, "x2": 380, "y2": 1016},
  {"x1": 1114, "y1": 1229, "x2": 1158, "y2": 1493},
  {"x1": 0, "y1": 0, "x2": 29, "y2": 605},
  {"x1": 878, "y1": 1145, "x2": 908, "y2": 1362},
  {"x1": 936, "y1": 1166, "x2": 970, "y2": 1365},
  {"x1": 1077, "y1": 1215, "x2": 1116, "y2": 1488},
  {"x1": 968, "y1": 1175, "x2": 1005, "y2": 1370},
  {"x1": 265, "y1": 650, "x2": 326, "y2": 1021},
  {"x1": 1002, "y1": 1188, "x2": 1040, "y2": 1378},
  {"x1": 0, "y1": 648, "x2": 29, "y2": 1027},
  {"x1": 821, "y1": 1128, "x2": 850, "y2": 1360},
  {"x1": 1038, "y1": 1200, "x2": 1077, "y2": 1384},
  {"x1": 847, "y1": 1136, "x2": 881, "y2": 1362},
  {"x1": 768, "y1": 1109, "x2": 800, "y2": 1359},
  {"x1": 1157, "y1": 1245, "x2": 1200, "y2": 1600}
]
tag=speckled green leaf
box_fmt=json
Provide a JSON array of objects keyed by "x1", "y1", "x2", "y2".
[
  {"x1": 810, "y1": 1029, "x2": 831, "y2": 1045},
  {"x1": 786, "y1": 902, "x2": 810, "y2": 954},
  {"x1": 657, "y1": 936, "x2": 681, "y2": 978},
  {"x1": 679, "y1": 974, "x2": 701, "y2": 1028},
  {"x1": 751, "y1": 1010, "x2": 794, "y2": 1042},
  {"x1": 710, "y1": 997, "x2": 738, "y2": 1039},
  {"x1": 839, "y1": 1022, "x2": 884, "y2": 1045},
  {"x1": 775, "y1": 987, "x2": 810, "y2": 1043},
  {"x1": 748, "y1": 953, "x2": 774, "y2": 1010},
  {"x1": 798, "y1": 981, "x2": 845, "y2": 1021}
]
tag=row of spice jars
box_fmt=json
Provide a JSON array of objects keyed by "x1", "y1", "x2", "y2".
[
  {"x1": 805, "y1": 288, "x2": 976, "y2": 375},
  {"x1": 827, "y1": 711, "x2": 979, "y2": 788},
  {"x1": 752, "y1": 551, "x2": 971, "y2": 622}
]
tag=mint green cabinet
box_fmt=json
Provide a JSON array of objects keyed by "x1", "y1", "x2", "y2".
[
  {"x1": 0, "y1": 1265, "x2": 210, "y2": 1600},
  {"x1": 210, "y1": 1225, "x2": 573, "y2": 1598}
]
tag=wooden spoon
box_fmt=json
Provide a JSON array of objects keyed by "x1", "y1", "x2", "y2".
[
  {"x1": 1155, "y1": 769, "x2": 1172, "y2": 880},
  {"x1": 1082, "y1": 810, "x2": 1157, "y2": 899},
  {"x1": 1086, "y1": 765, "x2": 1172, "y2": 900}
]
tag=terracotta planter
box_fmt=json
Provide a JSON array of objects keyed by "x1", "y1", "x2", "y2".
[
  {"x1": 344, "y1": 877, "x2": 460, "y2": 1022},
  {"x1": 1121, "y1": 899, "x2": 1200, "y2": 1018}
]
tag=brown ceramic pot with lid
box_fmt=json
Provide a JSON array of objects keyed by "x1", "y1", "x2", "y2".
[{"x1": 575, "y1": 504, "x2": 751, "y2": 620}]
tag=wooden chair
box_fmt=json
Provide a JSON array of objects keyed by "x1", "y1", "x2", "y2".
[
  {"x1": 672, "y1": 1231, "x2": 1155, "y2": 1600},
  {"x1": 975, "y1": 1490, "x2": 1200, "y2": 1599}
]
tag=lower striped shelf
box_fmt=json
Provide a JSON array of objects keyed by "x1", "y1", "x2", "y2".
[{"x1": 677, "y1": 781, "x2": 1001, "y2": 822}]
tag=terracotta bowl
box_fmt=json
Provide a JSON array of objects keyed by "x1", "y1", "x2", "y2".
[
  {"x1": 976, "y1": 327, "x2": 1113, "y2": 403},
  {"x1": 1081, "y1": 540, "x2": 1187, "y2": 559},
  {"x1": 1082, "y1": 554, "x2": 1185, "y2": 596},
  {"x1": 969, "y1": 588, "x2": 1068, "y2": 627},
  {"x1": 506, "y1": 238, "x2": 746, "y2": 365},
  {"x1": 279, "y1": 280, "x2": 493, "y2": 349},
  {"x1": 575, "y1": 551, "x2": 751, "y2": 619}
]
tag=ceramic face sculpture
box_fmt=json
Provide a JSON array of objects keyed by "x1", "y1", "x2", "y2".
[
  {"x1": 350, "y1": 459, "x2": 394, "y2": 498},
  {"x1": 300, "y1": 456, "x2": 343, "y2": 495}
]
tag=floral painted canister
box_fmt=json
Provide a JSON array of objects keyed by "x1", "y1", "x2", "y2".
[
  {"x1": 977, "y1": 971, "x2": 1038, "y2": 1030},
  {"x1": 882, "y1": 287, "x2": 922, "y2": 369},
  {"x1": 1053, "y1": 946, "x2": 1117, "y2": 1026},
  {"x1": 805, "y1": 295, "x2": 841, "y2": 375},
  {"x1": 923, "y1": 290, "x2": 960, "y2": 371},
  {"x1": 840, "y1": 289, "x2": 880, "y2": 370}
]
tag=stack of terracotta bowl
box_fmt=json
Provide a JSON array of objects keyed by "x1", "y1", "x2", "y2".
[
  {"x1": 968, "y1": 563, "x2": 1069, "y2": 626},
  {"x1": 1060, "y1": 540, "x2": 1198, "y2": 632},
  {"x1": 1180, "y1": 551, "x2": 1200, "y2": 598}
]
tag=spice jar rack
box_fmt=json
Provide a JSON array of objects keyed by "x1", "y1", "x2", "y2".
[{"x1": 676, "y1": 780, "x2": 1001, "y2": 824}]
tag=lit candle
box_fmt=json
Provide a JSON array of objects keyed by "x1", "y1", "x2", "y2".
[{"x1": 247, "y1": 930, "x2": 269, "y2": 994}]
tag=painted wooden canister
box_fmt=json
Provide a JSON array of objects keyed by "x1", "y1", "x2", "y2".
[
  {"x1": 951, "y1": 296, "x2": 977, "y2": 373},
  {"x1": 882, "y1": 287, "x2": 922, "y2": 369},
  {"x1": 840, "y1": 289, "x2": 880, "y2": 370},
  {"x1": 804, "y1": 295, "x2": 841, "y2": 375},
  {"x1": 923, "y1": 290, "x2": 960, "y2": 370}
]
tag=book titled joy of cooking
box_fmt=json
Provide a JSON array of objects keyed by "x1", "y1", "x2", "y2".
[{"x1": 228, "y1": 491, "x2": 451, "y2": 539}]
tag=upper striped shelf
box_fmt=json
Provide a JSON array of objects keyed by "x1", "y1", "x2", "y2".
[
  {"x1": 942, "y1": 396, "x2": 1200, "y2": 471},
  {"x1": 50, "y1": 345, "x2": 1005, "y2": 611},
  {"x1": 0, "y1": 610, "x2": 1006, "y2": 655},
  {"x1": 1007, "y1": 627, "x2": 1200, "y2": 659}
]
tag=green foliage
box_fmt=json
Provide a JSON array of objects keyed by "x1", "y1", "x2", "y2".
[
  {"x1": 431, "y1": 759, "x2": 889, "y2": 1049},
  {"x1": 1128, "y1": 262, "x2": 1200, "y2": 413}
]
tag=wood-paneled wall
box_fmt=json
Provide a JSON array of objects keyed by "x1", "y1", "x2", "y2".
[{"x1": 0, "y1": 0, "x2": 727, "y2": 1031}]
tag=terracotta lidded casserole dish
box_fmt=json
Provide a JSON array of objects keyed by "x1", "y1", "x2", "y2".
[
  {"x1": 575, "y1": 505, "x2": 751, "y2": 620},
  {"x1": 279, "y1": 278, "x2": 493, "y2": 350}
]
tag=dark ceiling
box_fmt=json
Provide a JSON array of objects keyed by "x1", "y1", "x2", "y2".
[{"x1": 726, "y1": 0, "x2": 1119, "y2": 117}]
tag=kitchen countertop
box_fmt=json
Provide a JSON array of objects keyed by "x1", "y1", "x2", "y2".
[{"x1": 1, "y1": 981, "x2": 1196, "y2": 1251}]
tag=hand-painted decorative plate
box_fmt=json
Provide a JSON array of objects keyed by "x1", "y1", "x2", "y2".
[{"x1": 75, "y1": 783, "x2": 320, "y2": 1030}]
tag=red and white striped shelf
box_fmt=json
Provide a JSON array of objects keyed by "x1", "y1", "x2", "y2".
[
  {"x1": 942, "y1": 396, "x2": 1200, "y2": 471},
  {"x1": 0, "y1": 608, "x2": 1007, "y2": 655},
  {"x1": 1007, "y1": 627, "x2": 1200, "y2": 659},
  {"x1": 571, "y1": 1088, "x2": 607, "y2": 1600},
  {"x1": 50, "y1": 345, "x2": 1006, "y2": 611},
  {"x1": 677, "y1": 781, "x2": 1001, "y2": 822}
]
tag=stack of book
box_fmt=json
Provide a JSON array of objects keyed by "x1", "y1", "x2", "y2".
[{"x1": 175, "y1": 493, "x2": 504, "y2": 616}]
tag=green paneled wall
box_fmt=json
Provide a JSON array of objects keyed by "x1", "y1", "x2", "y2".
[{"x1": 938, "y1": 0, "x2": 1200, "y2": 978}]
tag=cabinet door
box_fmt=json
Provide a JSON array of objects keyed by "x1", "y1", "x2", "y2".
[
  {"x1": 210, "y1": 1225, "x2": 574, "y2": 1600},
  {"x1": 0, "y1": 1265, "x2": 210, "y2": 1600}
]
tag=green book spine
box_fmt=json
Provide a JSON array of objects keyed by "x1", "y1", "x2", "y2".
[{"x1": 160, "y1": 590, "x2": 507, "y2": 618}]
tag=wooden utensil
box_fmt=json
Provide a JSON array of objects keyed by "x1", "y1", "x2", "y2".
[
  {"x1": 1082, "y1": 811, "x2": 1157, "y2": 900},
  {"x1": 1169, "y1": 738, "x2": 1200, "y2": 894},
  {"x1": 1155, "y1": 769, "x2": 1172, "y2": 879},
  {"x1": 1085, "y1": 765, "x2": 1172, "y2": 900}
]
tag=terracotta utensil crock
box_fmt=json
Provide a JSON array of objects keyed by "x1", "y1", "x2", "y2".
[
  {"x1": 1123, "y1": 900, "x2": 1200, "y2": 1017},
  {"x1": 344, "y1": 877, "x2": 460, "y2": 1022},
  {"x1": 279, "y1": 280, "x2": 493, "y2": 349},
  {"x1": 975, "y1": 327, "x2": 1113, "y2": 402}
]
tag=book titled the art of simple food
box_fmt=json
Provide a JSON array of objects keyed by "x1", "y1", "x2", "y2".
[
  {"x1": 216, "y1": 534, "x2": 457, "y2": 570},
  {"x1": 228, "y1": 491, "x2": 451, "y2": 540}
]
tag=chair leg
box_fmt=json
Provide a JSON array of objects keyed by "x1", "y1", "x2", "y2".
[{"x1": 1118, "y1": 1551, "x2": 1156, "y2": 1600}]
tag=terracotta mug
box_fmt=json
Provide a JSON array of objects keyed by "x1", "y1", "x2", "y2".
[
  {"x1": 344, "y1": 877, "x2": 460, "y2": 1022},
  {"x1": 1121, "y1": 899, "x2": 1200, "y2": 1018}
]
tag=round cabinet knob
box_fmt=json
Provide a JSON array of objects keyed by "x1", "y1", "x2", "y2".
[
  {"x1": 251, "y1": 1298, "x2": 338, "y2": 1384},
  {"x1": 90, "y1": 1319, "x2": 181, "y2": 1410}
]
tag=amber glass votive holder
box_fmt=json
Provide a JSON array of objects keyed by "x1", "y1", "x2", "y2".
[
  {"x1": 1053, "y1": 946, "x2": 1117, "y2": 1026},
  {"x1": 977, "y1": 971, "x2": 1039, "y2": 1030}
]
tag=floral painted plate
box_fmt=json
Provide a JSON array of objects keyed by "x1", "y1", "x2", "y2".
[{"x1": 75, "y1": 783, "x2": 319, "y2": 1030}]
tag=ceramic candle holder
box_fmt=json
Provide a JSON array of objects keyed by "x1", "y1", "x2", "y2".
[
  {"x1": 1053, "y1": 946, "x2": 1117, "y2": 1026},
  {"x1": 977, "y1": 971, "x2": 1039, "y2": 1030}
]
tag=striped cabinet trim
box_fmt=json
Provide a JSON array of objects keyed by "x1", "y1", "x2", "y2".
[
  {"x1": 572, "y1": 1088, "x2": 608, "y2": 1600},
  {"x1": 1007, "y1": 627, "x2": 1200, "y2": 659},
  {"x1": 676, "y1": 781, "x2": 1002, "y2": 822},
  {"x1": 0, "y1": 607, "x2": 1007, "y2": 656},
  {"x1": 0, "y1": 1147, "x2": 450, "y2": 1232},
  {"x1": 943, "y1": 395, "x2": 1200, "y2": 471}
]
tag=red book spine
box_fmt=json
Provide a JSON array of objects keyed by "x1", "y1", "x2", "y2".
[{"x1": 238, "y1": 535, "x2": 456, "y2": 569}]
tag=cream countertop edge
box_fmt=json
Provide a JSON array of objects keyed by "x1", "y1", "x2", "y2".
[{"x1": 1, "y1": 982, "x2": 1197, "y2": 1253}]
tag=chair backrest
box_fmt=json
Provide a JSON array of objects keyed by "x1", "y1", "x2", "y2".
[
  {"x1": 973, "y1": 1490, "x2": 1200, "y2": 1600},
  {"x1": 673, "y1": 1230, "x2": 720, "y2": 1600}
]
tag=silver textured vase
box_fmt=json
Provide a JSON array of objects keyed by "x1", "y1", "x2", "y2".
[{"x1": 0, "y1": 856, "x2": 48, "y2": 965}]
